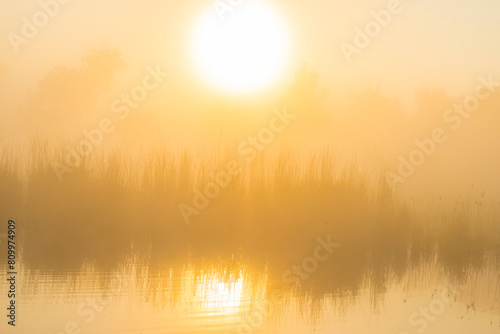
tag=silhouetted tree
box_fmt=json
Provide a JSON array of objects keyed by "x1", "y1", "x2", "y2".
[
  {"x1": 281, "y1": 63, "x2": 327, "y2": 125},
  {"x1": 413, "y1": 88, "x2": 453, "y2": 129},
  {"x1": 27, "y1": 48, "x2": 125, "y2": 134},
  {"x1": 337, "y1": 87, "x2": 409, "y2": 156}
]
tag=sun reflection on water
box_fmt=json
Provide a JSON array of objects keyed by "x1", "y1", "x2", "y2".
[{"x1": 193, "y1": 270, "x2": 245, "y2": 316}]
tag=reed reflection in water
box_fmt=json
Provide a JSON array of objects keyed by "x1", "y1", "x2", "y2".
[{"x1": 2, "y1": 250, "x2": 499, "y2": 334}]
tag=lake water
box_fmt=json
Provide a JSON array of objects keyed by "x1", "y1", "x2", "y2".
[{"x1": 2, "y1": 255, "x2": 499, "y2": 334}]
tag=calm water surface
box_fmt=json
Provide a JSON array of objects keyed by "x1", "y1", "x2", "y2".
[{"x1": 1, "y1": 257, "x2": 499, "y2": 334}]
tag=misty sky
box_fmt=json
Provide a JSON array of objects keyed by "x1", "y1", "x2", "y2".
[
  {"x1": 1, "y1": 0, "x2": 499, "y2": 102},
  {"x1": 1, "y1": 0, "x2": 499, "y2": 203}
]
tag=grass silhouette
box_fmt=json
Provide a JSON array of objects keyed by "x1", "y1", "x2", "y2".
[{"x1": 0, "y1": 140, "x2": 498, "y2": 298}]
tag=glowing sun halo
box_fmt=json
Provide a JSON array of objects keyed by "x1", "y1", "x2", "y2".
[{"x1": 191, "y1": 1, "x2": 291, "y2": 94}]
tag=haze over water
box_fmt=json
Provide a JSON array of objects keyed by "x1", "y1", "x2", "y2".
[{"x1": 0, "y1": 0, "x2": 499, "y2": 333}]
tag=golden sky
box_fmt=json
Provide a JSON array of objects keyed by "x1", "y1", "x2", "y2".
[
  {"x1": 1, "y1": 0, "x2": 499, "y2": 202},
  {"x1": 1, "y1": 0, "x2": 499, "y2": 100}
]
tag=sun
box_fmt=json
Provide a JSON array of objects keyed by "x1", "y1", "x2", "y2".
[{"x1": 191, "y1": 1, "x2": 291, "y2": 95}]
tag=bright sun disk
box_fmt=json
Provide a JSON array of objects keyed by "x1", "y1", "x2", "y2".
[{"x1": 191, "y1": 1, "x2": 291, "y2": 94}]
